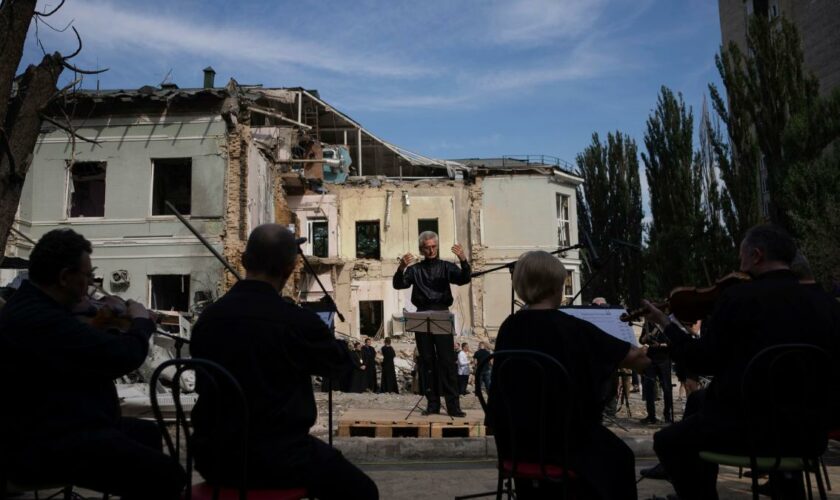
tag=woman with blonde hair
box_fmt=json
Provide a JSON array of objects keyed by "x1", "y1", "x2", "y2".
[{"x1": 489, "y1": 251, "x2": 649, "y2": 499}]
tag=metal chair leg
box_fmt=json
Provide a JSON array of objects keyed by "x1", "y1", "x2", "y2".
[
  {"x1": 813, "y1": 460, "x2": 828, "y2": 500},
  {"x1": 804, "y1": 467, "x2": 814, "y2": 500},
  {"x1": 820, "y1": 457, "x2": 831, "y2": 491}
]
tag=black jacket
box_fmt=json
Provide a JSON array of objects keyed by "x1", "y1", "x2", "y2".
[
  {"x1": 190, "y1": 280, "x2": 351, "y2": 466},
  {"x1": 0, "y1": 281, "x2": 153, "y2": 451},
  {"x1": 392, "y1": 258, "x2": 471, "y2": 311},
  {"x1": 664, "y1": 270, "x2": 840, "y2": 445}
]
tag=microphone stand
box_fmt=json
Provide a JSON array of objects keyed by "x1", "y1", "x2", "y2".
[
  {"x1": 471, "y1": 243, "x2": 584, "y2": 314},
  {"x1": 297, "y1": 247, "x2": 345, "y2": 447}
]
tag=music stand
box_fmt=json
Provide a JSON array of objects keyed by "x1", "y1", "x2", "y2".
[{"x1": 403, "y1": 310, "x2": 455, "y2": 420}]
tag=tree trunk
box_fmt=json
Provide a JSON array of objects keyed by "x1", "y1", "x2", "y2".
[{"x1": 1, "y1": 0, "x2": 64, "y2": 255}]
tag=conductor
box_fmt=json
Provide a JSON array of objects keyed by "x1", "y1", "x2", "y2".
[{"x1": 393, "y1": 231, "x2": 471, "y2": 417}]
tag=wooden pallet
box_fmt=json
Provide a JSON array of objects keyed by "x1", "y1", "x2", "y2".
[
  {"x1": 336, "y1": 408, "x2": 485, "y2": 439},
  {"x1": 430, "y1": 421, "x2": 485, "y2": 438}
]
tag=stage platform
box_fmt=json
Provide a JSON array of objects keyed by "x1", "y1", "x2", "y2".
[{"x1": 337, "y1": 408, "x2": 486, "y2": 438}]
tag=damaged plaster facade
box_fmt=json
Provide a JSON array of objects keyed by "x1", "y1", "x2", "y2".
[{"x1": 6, "y1": 75, "x2": 583, "y2": 339}]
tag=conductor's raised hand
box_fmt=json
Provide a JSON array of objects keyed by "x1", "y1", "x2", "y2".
[
  {"x1": 399, "y1": 253, "x2": 416, "y2": 269},
  {"x1": 452, "y1": 243, "x2": 467, "y2": 262}
]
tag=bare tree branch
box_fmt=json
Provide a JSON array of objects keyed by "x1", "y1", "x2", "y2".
[
  {"x1": 35, "y1": 14, "x2": 73, "y2": 33},
  {"x1": 61, "y1": 61, "x2": 107, "y2": 75},
  {"x1": 35, "y1": 0, "x2": 66, "y2": 17},
  {"x1": 47, "y1": 77, "x2": 81, "y2": 102},
  {"x1": 39, "y1": 113, "x2": 101, "y2": 146},
  {"x1": 62, "y1": 26, "x2": 82, "y2": 60}
]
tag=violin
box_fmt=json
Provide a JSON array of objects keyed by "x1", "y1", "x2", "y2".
[
  {"x1": 621, "y1": 272, "x2": 752, "y2": 323},
  {"x1": 74, "y1": 295, "x2": 134, "y2": 332}
]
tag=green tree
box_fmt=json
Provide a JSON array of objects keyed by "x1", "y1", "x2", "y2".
[
  {"x1": 642, "y1": 86, "x2": 705, "y2": 296},
  {"x1": 709, "y1": 13, "x2": 840, "y2": 285},
  {"x1": 576, "y1": 131, "x2": 643, "y2": 306}
]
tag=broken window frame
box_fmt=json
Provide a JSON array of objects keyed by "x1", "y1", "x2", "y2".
[
  {"x1": 563, "y1": 270, "x2": 575, "y2": 304},
  {"x1": 358, "y1": 299, "x2": 384, "y2": 338},
  {"x1": 556, "y1": 193, "x2": 571, "y2": 247},
  {"x1": 151, "y1": 158, "x2": 192, "y2": 217},
  {"x1": 148, "y1": 274, "x2": 191, "y2": 313},
  {"x1": 355, "y1": 220, "x2": 381, "y2": 260},
  {"x1": 417, "y1": 218, "x2": 439, "y2": 236},
  {"x1": 306, "y1": 218, "x2": 329, "y2": 258},
  {"x1": 66, "y1": 161, "x2": 107, "y2": 219}
]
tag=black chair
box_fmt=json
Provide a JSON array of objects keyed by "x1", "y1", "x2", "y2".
[
  {"x1": 698, "y1": 344, "x2": 832, "y2": 500},
  {"x1": 150, "y1": 358, "x2": 308, "y2": 500},
  {"x1": 455, "y1": 349, "x2": 577, "y2": 500}
]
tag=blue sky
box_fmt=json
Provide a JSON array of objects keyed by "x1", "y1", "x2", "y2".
[{"x1": 21, "y1": 0, "x2": 723, "y2": 166}]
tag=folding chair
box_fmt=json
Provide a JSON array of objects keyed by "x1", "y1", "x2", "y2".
[
  {"x1": 698, "y1": 344, "x2": 832, "y2": 500},
  {"x1": 455, "y1": 349, "x2": 577, "y2": 500}
]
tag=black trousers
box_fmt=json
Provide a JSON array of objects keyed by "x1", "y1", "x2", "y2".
[
  {"x1": 10, "y1": 417, "x2": 186, "y2": 500},
  {"x1": 512, "y1": 425, "x2": 637, "y2": 500},
  {"x1": 653, "y1": 390, "x2": 732, "y2": 500},
  {"x1": 198, "y1": 435, "x2": 378, "y2": 500},
  {"x1": 415, "y1": 331, "x2": 461, "y2": 412},
  {"x1": 643, "y1": 358, "x2": 673, "y2": 421},
  {"x1": 458, "y1": 374, "x2": 469, "y2": 395}
]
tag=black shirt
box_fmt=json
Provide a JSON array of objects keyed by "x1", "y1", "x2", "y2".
[
  {"x1": 473, "y1": 348, "x2": 491, "y2": 373},
  {"x1": 392, "y1": 257, "x2": 471, "y2": 311},
  {"x1": 0, "y1": 281, "x2": 154, "y2": 451},
  {"x1": 665, "y1": 270, "x2": 840, "y2": 429},
  {"x1": 493, "y1": 309, "x2": 630, "y2": 430},
  {"x1": 190, "y1": 280, "x2": 350, "y2": 465}
]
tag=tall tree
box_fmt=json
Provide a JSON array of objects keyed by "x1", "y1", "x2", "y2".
[
  {"x1": 709, "y1": 14, "x2": 837, "y2": 231},
  {"x1": 696, "y1": 96, "x2": 737, "y2": 279},
  {"x1": 710, "y1": 13, "x2": 840, "y2": 287},
  {"x1": 642, "y1": 86, "x2": 705, "y2": 296},
  {"x1": 576, "y1": 131, "x2": 643, "y2": 306},
  {"x1": 0, "y1": 0, "x2": 102, "y2": 256}
]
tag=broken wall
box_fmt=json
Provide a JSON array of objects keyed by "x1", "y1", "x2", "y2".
[{"x1": 16, "y1": 112, "x2": 228, "y2": 307}]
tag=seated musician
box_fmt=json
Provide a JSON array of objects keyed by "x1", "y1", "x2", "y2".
[
  {"x1": 0, "y1": 229, "x2": 186, "y2": 499},
  {"x1": 490, "y1": 251, "x2": 650, "y2": 499},
  {"x1": 644, "y1": 224, "x2": 840, "y2": 500},
  {"x1": 190, "y1": 224, "x2": 378, "y2": 499}
]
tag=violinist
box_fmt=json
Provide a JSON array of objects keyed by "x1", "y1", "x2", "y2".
[
  {"x1": 643, "y1": 224, "x2": 840, "y2": 500},
  {"x1": 639, "y1": 320, "x2": 673, "y2": 424},
  {"x1": 0, "y1": 228, "x2": 186, "y2": 500},
  {"x1": 190, "y1": 224, "x2": 378, "y2": 499}
]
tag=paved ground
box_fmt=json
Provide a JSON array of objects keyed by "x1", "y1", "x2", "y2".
[{"x1": 12, "y1": 387, "x2": 840, "y2": 499}]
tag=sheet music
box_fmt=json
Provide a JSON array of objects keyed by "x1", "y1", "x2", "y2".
[{"x1": 558, "y1": 306, "x2": 639, "y2": 346}]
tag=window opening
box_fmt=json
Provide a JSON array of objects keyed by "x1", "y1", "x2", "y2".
[
  {"x1": 356, "y1": 220, "x2": 380, "y2": 259},
  {"x1": 68, "y1": 161, "x2": 106, "y2": 218},
  {"x1": 308, "y1": 219, "x2": 329, "y2": 258},
  {"x1": 152, "y1": 158, "x2": 192, "y2": 215},
  {"x1": 417, "y1": 218, "x2": 439, "y2": 236},
  {"x1": 556, "y1": 194, "x2": 570, "y2": 247},
  {"x1": 359, "y1": 300, "x2": 384, "y2": 338},
  {"x1": 150, "y1": 275, "x2": 190, "y2": 312}
]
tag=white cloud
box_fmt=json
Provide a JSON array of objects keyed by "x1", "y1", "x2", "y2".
[
  {"x1": 50, "y1": 0, "x2": 432, "y2": 78},
  {"x1": 488, "y1": 0, "x2": 608, "y2": 46}
]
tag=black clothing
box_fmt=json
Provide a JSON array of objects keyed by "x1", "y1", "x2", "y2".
[
  {"x1": 640, "y1": 322, "x2": 670, "y2": 362},
  {"x1": 654, "y1": 270, "x2": 840, "y2": 500},
  {"x1": 473, "y1": 348, "x2": 491, "y2": 374},
  {"x1": 394, "y1": 256, "x2": 470, "y2": 412},
  {"x1": 362, "y1": 344, "x2": 378, "y2": 392},
  {"x1": 457, "y1": 374, "x2": 469, "y2": 395},
  {"x1": 492, "y1": 309, "x2": 634, "y2": 499},
  {"x1": 380, "y1": 345, "x2": 399, "y2": 393},
  {"x1": 392, "y1": 257, "x2": 471, "y2": 311},
  {"x1": 0, "y1": 281, "x2": 184, "y2": 498},
  {"x1": 643, "y1": 359, "x2": 673, "y2": 422},
  {"x1": 415, "y1": 331, "x2": 461, "y2": 413},
  {"x1": 349, "y1": 350, "x2": 368, "y2": 393},
  {"x1": 190, "y1": 280, "x2": 376, "y2": 499},
  {"x1": 10, "y1": 418, "x2": 185, "y2": 500}
]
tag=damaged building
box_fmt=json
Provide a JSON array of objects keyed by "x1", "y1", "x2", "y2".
[{"x1": 4, "y1": 69, "x2": 584, "y2": 339}]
